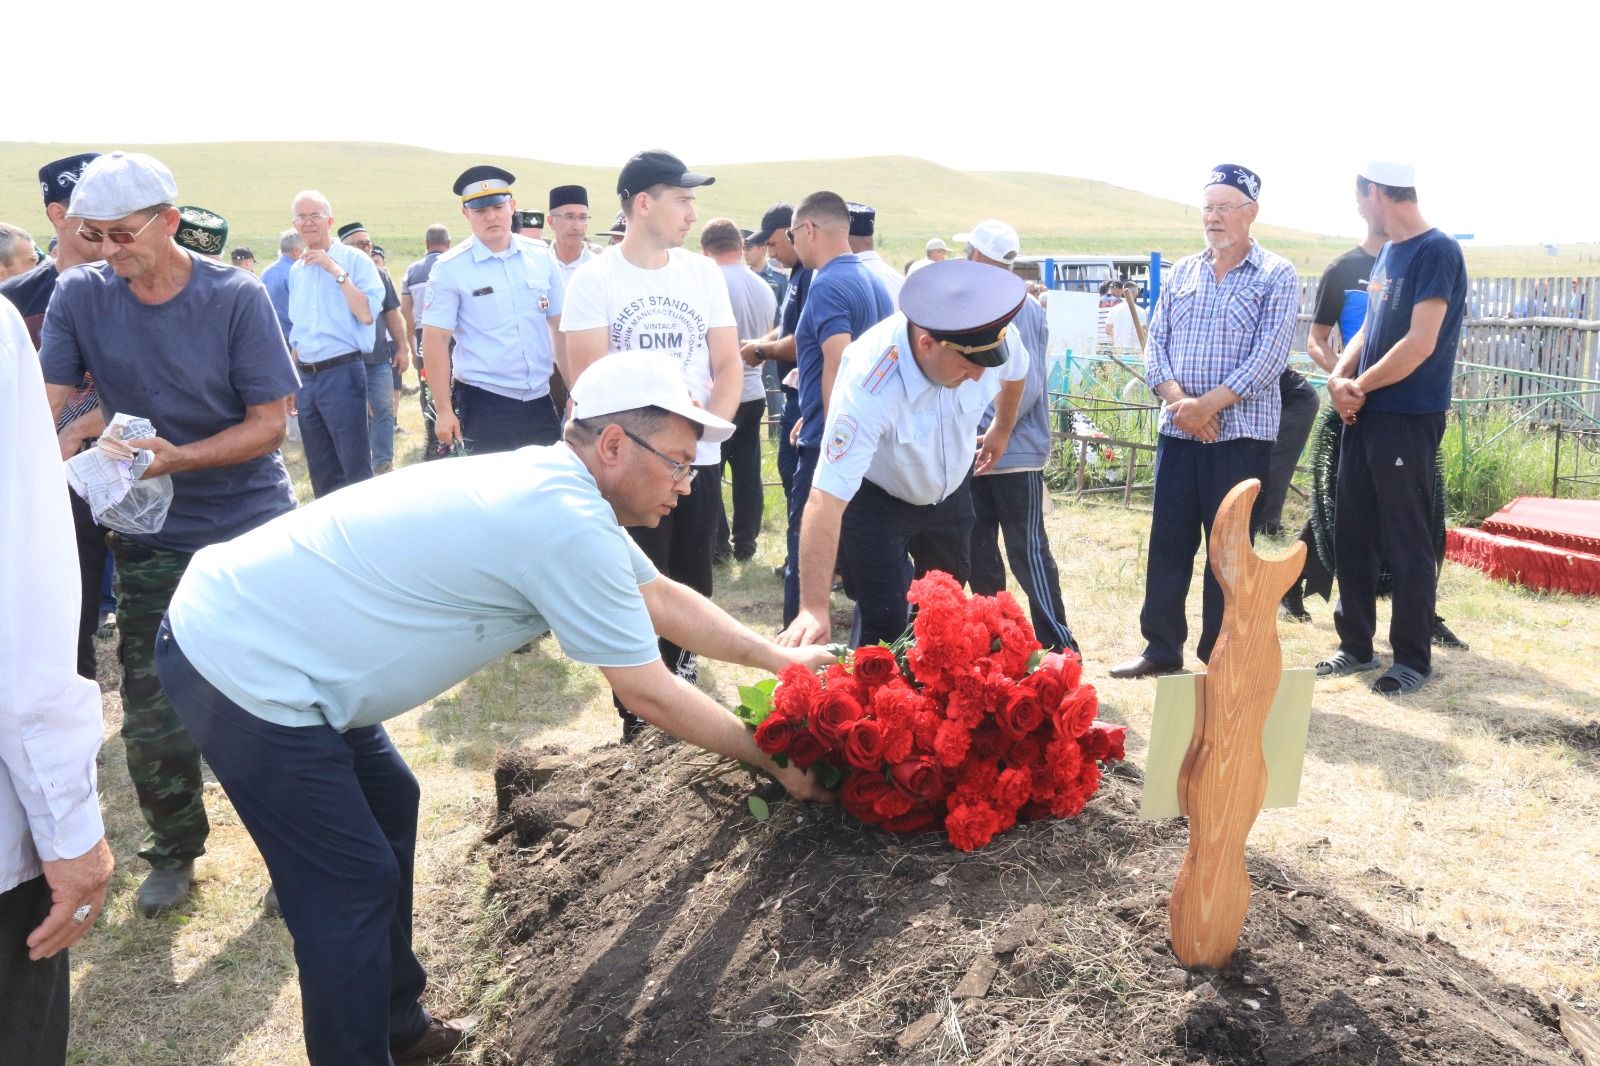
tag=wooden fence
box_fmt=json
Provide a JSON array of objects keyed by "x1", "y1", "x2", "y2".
[{"x1": 1291, "y1": 274, "x2": 1600, "y2": 421}]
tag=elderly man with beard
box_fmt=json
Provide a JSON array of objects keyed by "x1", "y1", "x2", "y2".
[{"x1": 1109, "y1": 164, "x2": 1299, "y2": 679}]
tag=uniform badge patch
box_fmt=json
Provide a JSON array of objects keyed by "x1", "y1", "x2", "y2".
[
  {"x1": 826, "y1": 415, "x2": 858, "y2": 463},
  {"x1": 539, "y1": 295, "x2": 550, "y2": 312}
]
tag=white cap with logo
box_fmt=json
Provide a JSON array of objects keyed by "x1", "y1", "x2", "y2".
[
  {"x1": 569, "y1": 352, "x2": 735, "y2": 443},
  {"x1": 954, "y1": 220, "x2": 1021, "y2": 267},
  {"x1": 67, "y1": 151, "x2": 179, "y2": 221}
]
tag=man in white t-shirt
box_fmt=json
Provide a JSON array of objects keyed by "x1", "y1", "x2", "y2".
[
  {"x1": 700, "y1": 218, "x2": 778, "y2": 564},
  {"x1": 562, "y1": 149, "x2": 740, "y2": 740}
]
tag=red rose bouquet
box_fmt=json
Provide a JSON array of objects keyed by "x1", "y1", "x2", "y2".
[{"x1": 736, "y1": 571, "x2": 1126, "y2": 851}]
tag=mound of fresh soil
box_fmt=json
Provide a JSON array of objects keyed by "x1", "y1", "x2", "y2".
[{"x1": 483, "y1": 737, "x2": 1575, "y2": 1065}]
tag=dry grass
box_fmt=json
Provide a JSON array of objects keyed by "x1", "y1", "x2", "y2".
[{"x1": 65, "y1": 410, "x2": 1599, "y2": 1063}]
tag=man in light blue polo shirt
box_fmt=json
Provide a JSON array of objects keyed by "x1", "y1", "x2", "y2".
[
  {"x1": 153, "y1": 352, "x2": 834, "y2": 1066},
  {"x1": 287, "y1": 189, "x2": 384, "y2": 497},
  {"x1": 421, "y1": 165, "x2": 567, "y2": 455}
]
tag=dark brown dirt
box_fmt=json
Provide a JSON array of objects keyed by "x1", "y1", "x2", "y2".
[{"x1": 483, "y1": 737, "x2": 1577, "y2": 1065}]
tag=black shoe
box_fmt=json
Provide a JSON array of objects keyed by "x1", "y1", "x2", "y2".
[
  {"x1": 1108, "y1": 656, "x2": 1183, "y2": 680},
  {"x1": 733, "y1": 546, "x2": 756, "y2": 562},
  {"x1": 513, "y1": 642, "x2": 533, "y2": 655},
  {"x1": 1432, "y1": 616, "x2": 1469, "y2": 650},
  {"x1": 620, "y1": 713, "x2": 646, "y2": 744},
  {"x1": 393, "y1": 1016, "x2": 476, "y2": 1064},
  {"x1": 1280, "y1": 584, "x2": 1311, "y2": 622}
]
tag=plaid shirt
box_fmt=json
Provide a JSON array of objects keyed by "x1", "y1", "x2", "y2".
[{"x1": 1144, "y1": 240, "x2": 1299, "y2": 442}]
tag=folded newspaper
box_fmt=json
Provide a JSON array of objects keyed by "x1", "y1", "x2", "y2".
[{"x1": 64, "y1": 413, "x2": 174, "y2": 535}]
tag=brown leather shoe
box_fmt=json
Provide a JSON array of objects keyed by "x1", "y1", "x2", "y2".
[
  {"x1": 393, "y1": 1016, "x2": 476, "y2": 1064},
  {"x1": 1108, "y1": 656, "x2": 1183, "y2": 680}
]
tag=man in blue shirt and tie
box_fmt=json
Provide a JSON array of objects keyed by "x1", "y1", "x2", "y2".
[{"x1": 287, "y1": 191, "x2": 384, "y2": 497}]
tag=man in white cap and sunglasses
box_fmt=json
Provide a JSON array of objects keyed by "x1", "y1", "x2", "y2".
[
  {"x1": 153, "y1": 351, "x2": 834, "y2": 1065},
  {"x1": 37, "y1": 150, "x2": 300, "y2": 917}
]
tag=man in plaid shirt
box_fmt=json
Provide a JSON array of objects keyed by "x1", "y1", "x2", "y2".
[{"x1": 1111, "y1": 164, "x2": 1299, "y2": 679}]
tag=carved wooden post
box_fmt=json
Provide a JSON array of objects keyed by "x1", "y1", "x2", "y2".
[{"x1": 1169, "y1": 479, "x2": 1306, "y2": 968}]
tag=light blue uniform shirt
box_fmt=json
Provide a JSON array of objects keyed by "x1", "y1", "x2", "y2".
[
  {"x1": 287, "y1": 242, "x2": 384, "y2": 362},
  {"x1": 419, "y1": 235, "x2": 565, "y2": 401},
  {"x1": 814, "y1": 314, "x2": 1027, "y2": 506},
  {"x1": 168, "y1": 445, "x2": 662, "y2": 732}
]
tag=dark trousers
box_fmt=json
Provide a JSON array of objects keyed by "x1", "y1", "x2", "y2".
[
  {"x1": 839, "y1": 477, "x2": 975, "y2": 648},
  {"x1": 1139, "y1": 435, "x2": 1271, "y2": 667},
  {"x1": 776, "y1": 386, "x2": 799, "y2": 504},
  {"x1": 715, "y1": 398, "x2": 768, "y2": 559},
  {"x1": 453, "y1": 381, "x2": 560, "y2": 455},
  {"x1": 70, "y1": 489, "x2": 109, "y2": 680},
  {"x1": 156, "y1": 623, "x2": 430, "y2": 1066},
  {"x1": 969, "y1": 470, "x2": 1079, "y2": 653},
  {"x1": 1333, "y1": 411, "x2": 1446, "y2": 675},
  {"x1": 1260, "y1": 370, "x2": 1321, "y2": 530},
  {"x1": 0, "y1": 876, "x2": 69, "y2": 1066},
  {"x1": 297, "y1": 360, "x2": 373, "y2": 498},
  {"x1": 782, "y1": 445, "x2": 821, "y2": 626},
  {"x1": 614, "y1": 465, "x2": 720, "y2": 724}
]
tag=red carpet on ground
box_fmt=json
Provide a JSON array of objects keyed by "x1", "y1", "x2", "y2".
[{"x1": 1448, "y1": 497, "x2": 1600, "y2": 596}]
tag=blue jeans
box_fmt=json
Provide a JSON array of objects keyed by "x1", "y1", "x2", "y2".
[
  {"x1": 296, "y1": 360, "x2": 372, "y2": 498},
  {"x1": 155, "y1": 621, "x2": 431, "y2": 1066},
  {"x1": 364, "y1": 362, "x2": 396, "y2": 470}
]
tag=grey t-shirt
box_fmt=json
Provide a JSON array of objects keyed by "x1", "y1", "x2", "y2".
[
  {"x1": 40, "y1": 253, "x2": 300, "y2": 553},
  {"x1": 365, "y1": 270, "x2": 403, "y2": 366}
]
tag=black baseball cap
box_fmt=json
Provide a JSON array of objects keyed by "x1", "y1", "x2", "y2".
[
  {"x1": 747, "y1": 203, "x2": 793, "y2": 246},
  {"x1": 616, "y1": 149, "x2": 714, "y2": 200},
  {"x1": 230, "y1": 247, "x2": 255, "y2": 262}
]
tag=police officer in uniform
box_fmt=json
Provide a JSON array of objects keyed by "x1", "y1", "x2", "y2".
[
  {"x1": 776, "y1": 260, "x2": 1029, "y2": 648},
  {"x1": 420, "y1": 165, "x2": 568, "y2": 454}
]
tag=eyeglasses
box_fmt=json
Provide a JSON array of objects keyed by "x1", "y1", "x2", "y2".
[
  {"x1": 622, "y1": 429, "x2": 696, "y2": 482},
  {"x1": 347, "y1": 238, "x2": 373, "y2": 250},
  {"x1": 784, "y1": 219, "x2": 814, "y2": 243},
  {"x1": 293, "y1": 212, "x2": 328, "y2": 223},
  {"x1": 1199, "y1": 202, "x2": 1252, "y2": 217},
  {"x1": 76, "y1": 211, "x2": 166, "y2": 245},
  {"x1": 550, "y1": 212, "x2": 590, "y2": 224}
]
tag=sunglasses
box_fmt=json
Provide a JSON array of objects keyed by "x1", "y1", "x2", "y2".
[
  {"x1": 784, "y1": 219, "x2": 814, "y2": 244},
  {"x1": 76, "y1": 211, "x2": 167, "y2": 245}
]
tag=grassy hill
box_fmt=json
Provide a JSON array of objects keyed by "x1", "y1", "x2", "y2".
[{"x1": 3, "y1": 141, "x2": 1592, "y2": 277}]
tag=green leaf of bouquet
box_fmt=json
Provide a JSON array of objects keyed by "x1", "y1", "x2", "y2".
[
  {"x1": 747, "y1": 795, "x2": 771, "y2": 821},
  {"x1": 1026, "y1": 648, "x2": 1048, "y2": 673},
  {"x1": 737, "y1": 683, "x2": 775, "y2": 724},
  {"x1": 774, "y1": 753, "x2": 788, "y2": 769},
  {"x1": 815, "y1": 762, "x2": 846, "y2": 790}
]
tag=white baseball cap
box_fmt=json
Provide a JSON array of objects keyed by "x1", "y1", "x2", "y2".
[
  {"x1": 570, "y1": 351, "x2": 735, "y2": 443},
  {"x1": 954, "y1": 220, "x2": 1021, "y2": 267},
  {"x1": 925, "y1": 237, "x2": 948, "y2": 253},
  {"x1": 1359, "y1": 159, "x2": 1416, "y2": 187},
  {"x1": 66, "y1": 151, "x2": 179, "y2": 221}
]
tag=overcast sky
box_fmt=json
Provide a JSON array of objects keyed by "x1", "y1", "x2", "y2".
[{"x1": 14, "y1": 1, "x2": 1592, "y2": 246}]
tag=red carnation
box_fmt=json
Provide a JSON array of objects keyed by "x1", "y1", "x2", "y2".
[
  {"x1": 809, "y1": 689, "x2": 863, "y2": 748},
  {"x1": 997, "y1": 767, "x2": 1033, "y2": 812},
  {"x1": 772, "y1": 664, "x2": 822, "y2": 719},
  {"x1": 933, "y1": 719, "x2": 972, "y2": 768},
  {"x1": 946, "y1": 801, "x2": 1003, "y2": 851},
  {"x1": 852, "y1": 645, "x2": 900, "y2": 689},
  {"x1": 788, "y1": 731, "x2": 827, "y2": 771},
  {"x1": 889, "y1": 757, "x2": 943, "y2": 802},
  {"x1": 842, "y1": 772, "x2": 893, "y2": 824},
  {"x1": 881, "y1": 723, "x2": 915, "y2": 765},
  {"x1": 1055, "y1": 683, "x2": 1099, "y2": 738},
  {"x1": 842, "y1": 719, "x2": 887, "y2": 771},
  {"x1": 753, "y1": 713, "x2": 799, "y2": 755},
  {"x1": 997, "y1": 687, "x2": 1045, "y2": 740},
  {"x1": 1006, "y1": 734, "x2": 1046, "y2": 768}
]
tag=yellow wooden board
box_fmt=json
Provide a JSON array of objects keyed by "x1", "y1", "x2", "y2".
[{"x1": 1140, "y1": 668, "x2": 1314, "y2": 820}]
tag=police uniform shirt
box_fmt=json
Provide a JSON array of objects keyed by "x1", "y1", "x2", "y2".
[
  {"x1": 419, "y1": 233, "x2": 565, "y2": 401},
  {"x1": 813, "y1": 314, "x2": 1028, "y2": 507}
]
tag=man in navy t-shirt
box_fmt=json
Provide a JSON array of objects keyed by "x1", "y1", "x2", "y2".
[
  {"x1": 1319, "y1": 161, "x2": 1467, "y2": 697},
  {"x1": 782, "y1": 191, "x2": 893, "y2": 624}
]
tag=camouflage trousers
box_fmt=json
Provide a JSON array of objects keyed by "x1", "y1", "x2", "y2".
[{"x1": 107, "y1": 535, "x2": 208, "y2": 870}]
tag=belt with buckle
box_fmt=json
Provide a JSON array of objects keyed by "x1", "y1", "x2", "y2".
[{"x1": 295, "y1": 352, "x2": 361, "y2": 375}]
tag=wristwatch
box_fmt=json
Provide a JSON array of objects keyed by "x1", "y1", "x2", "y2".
[
  {"x1": 334, "y1": 272, "x2": 349, "y2": 285},
  {"x1": 753, "y1": 342, "x2": 764, "y2": 359}
]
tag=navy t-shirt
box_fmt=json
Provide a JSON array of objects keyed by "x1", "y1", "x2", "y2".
[
  {"x1": 40, "y1": 252, "x2": 301, "y2": 553},
  {"x1": 780, "y1": 266, "x2": 813, "y2": 338},
  {"x1": 1312, "y1": 245, "x2": 1377, "y2": 346},
  {"x1": 795, "y1": 254, "x2": 892, "y2": 447},
  {"x1": 365, "y1": 270, "x2": 403, "y2": 365},
  {"x1": 1357, "y1": 229, "x2": 1467, "y2": 414}
]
